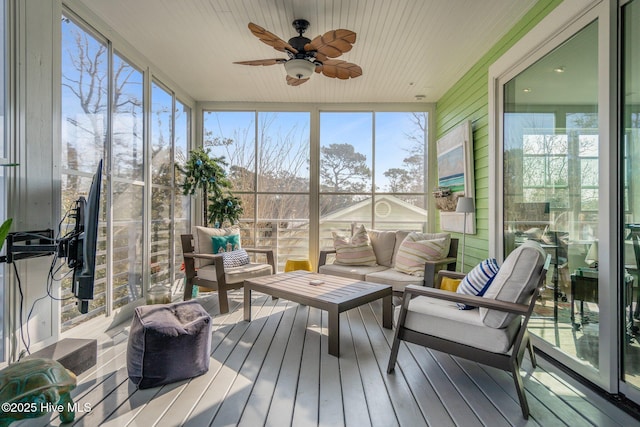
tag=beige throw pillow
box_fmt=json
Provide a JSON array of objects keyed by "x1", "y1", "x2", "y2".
[
  {"x1": 192, "y1": 225, "x2": 240, "y2": 268},
  {"x1": 333, "y1": 225, "x2": 377, "y2": 266},
  {"x1": 394, "y1": 232, "x2": 451, "y2": 276}
]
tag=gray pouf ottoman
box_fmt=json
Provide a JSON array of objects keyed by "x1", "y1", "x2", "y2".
[{"x1": 127, "y1": 300, "x2": 212, "y2": 389}]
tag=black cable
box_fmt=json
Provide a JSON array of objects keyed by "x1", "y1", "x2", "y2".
[
  {"x1": 13, "y1": 203, "x2": 79, "y2": 358},
  {"x1": 13, "y1": 262, "x2": 29, "y2": 357}
]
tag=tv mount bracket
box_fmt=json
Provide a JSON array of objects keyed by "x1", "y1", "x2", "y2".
[{"x1": 0, "y1": 229, "x2": 61, "y2": 264}]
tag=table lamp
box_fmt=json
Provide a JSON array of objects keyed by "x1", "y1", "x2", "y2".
[{"x1": 456, "y1": 197, "x2": 475, "y2": 272}]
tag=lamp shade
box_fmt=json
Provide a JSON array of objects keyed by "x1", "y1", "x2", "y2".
[
  {"x1": 456, "y1": 197, "x2": 475, "y2": 214},
  {"x1": 284, "y1": 59, "x2": 315, "y2": 79}
]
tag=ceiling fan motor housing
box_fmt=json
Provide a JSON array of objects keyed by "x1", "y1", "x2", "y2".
[
  {"x1": 289, "y1": 19, "x2": 315, "y2": 58},
  {"x1": 288, "y1": 35, "x2": 311, "y2": 54}
]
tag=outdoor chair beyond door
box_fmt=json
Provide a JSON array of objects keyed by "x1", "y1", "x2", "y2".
[
  {"x1": 387, "y1": 241, "x2": 550, "y2": 419},
  {"x1": 181, "y1": 226, "x2": 275, "y2": 314}
]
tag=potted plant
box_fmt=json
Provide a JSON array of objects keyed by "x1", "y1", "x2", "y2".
[{"x1": 176, "y1": 147, "x2": 243, "y2": 227}]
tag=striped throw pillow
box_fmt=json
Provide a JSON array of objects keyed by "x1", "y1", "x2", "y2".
[
  {"x1": 456, "y1": 258, "x2": 500, "y2": 309},
  {"x1": 394, "y1": 232, "x2": 451, "y2": 276},
  {"x1": 333, "y1": 225, "x2": 377, "y2": 266}
]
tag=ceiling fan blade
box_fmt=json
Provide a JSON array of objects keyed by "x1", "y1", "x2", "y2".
[
  {"x1": 305, "y1": 29, "x2": 356, "y2": 58},
  {"x1": 318, "y1": 60, "x2": 362, "y2": 79},
  {"x1": 248, "y1": 22, "x2": 298, "y2": 54},
  {"x1": 314, "y1": 52, "x2": 328, "y2": 63},
  {"x1": 286, "y1": 75, "x2": 310, "y2": 86},
  {"x1": 233, "y1": 59, "x2": 286, "y2": 66}
]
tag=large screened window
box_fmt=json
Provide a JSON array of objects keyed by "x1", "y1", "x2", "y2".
[
  {"x1": 203, "y1": 111, "x2": 310, "y2": 271},
  {"x1": 111, "y1": 53, "x2": 144, "y2": 309},
  {"x1": 61, "y1": 13, "x2": 191, "y2": 329},
  {"x1": 319, "y1": 111, "x2": 428, "y2": 247},
  {"x1": 174, "y1": 100, "x2": 190, "y2": 285},
  {"x1": 61, "y1": 15, "x2": 108, "y2": 325},
  {"x1": 203, "y1": 109, "x2": 428, "y2": 270},
  {"x1": 150, "y1": 82, "x2": 173, "y2": 288}
]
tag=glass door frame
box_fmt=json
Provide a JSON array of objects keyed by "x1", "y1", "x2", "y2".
[
  {"x1": 618, "y1": 0, "x2": 640, "y2": 403},
  {"x1": 488, "y1": 0, "x2": 618, "y2": 392}
]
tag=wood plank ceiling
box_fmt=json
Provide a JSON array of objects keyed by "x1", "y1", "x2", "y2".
[{"x1": 73, "y1": 0, "x2": 539, "y2": 103}]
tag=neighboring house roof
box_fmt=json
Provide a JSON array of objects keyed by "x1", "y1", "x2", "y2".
[{"x1": 320, "y1": 194, "x2": 427, "y2": 223}]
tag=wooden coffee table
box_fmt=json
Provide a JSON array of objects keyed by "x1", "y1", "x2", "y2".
[{"x1": 244, "y1": 271, "x2": 392, "y2": 357}]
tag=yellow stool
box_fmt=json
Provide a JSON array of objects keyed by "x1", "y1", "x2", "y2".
[{"x1": 284, "y1": 258, "x2": 312, "y2": 272}]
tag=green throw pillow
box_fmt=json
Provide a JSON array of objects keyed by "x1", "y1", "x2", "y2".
[{"x1": 211, "y1": 234, "x2": 240, "y2": 253}]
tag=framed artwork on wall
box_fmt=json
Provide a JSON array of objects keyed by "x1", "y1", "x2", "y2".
[{"x1": 436, "y1": 120, "x2": 475, "y2": 234}]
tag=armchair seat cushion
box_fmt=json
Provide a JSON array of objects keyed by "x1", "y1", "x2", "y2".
[
  {"x1": 397, "y1": 296, "x2": 521, "y2": 354},
  {"x1": 318, "y1": 263, "x2": 387, "y2": 281},
  {"x1": 197, "y1": 262, "x2": 273, "y2": 284},
  {"x1": 365, "y1": 269, "x2": 425, "y2": 292}
]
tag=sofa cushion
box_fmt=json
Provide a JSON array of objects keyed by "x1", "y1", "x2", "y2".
[
  {"x1": 397, "y1": 296, "x2": 521, "y2": 354},
  {"x1": 318, "y1": 263, "x2": 387, "y2": 281},
  {"x1": 365, "y1": 269, "x2": 424, "y2": 293},
  {"x1": 480, "y1": 240, "x2": 546, "y2": 328},
  {"x1": 394, "y1": 232, "x2": 451, "y2": 276},
  {"x1": 197, "y1": 262, "x2": 273, "y2": 284},
  {"x1": 333, "y1": 225, "x2": 377, "y2": 266},
  {"x1": 367, "y1": 229, "x2": 396, "y2": 267},
  {"x1": 192, "y1": 226, "x2": 240, "y2": 268}
]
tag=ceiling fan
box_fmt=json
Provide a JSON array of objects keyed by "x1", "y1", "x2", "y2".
[{"x1": 234, "y1": 19, "x2": 363, "y2": 86}]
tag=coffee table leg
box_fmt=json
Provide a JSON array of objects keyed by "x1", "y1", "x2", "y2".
[
  {"x1": 244, "y1": 286, "x2": 252, "y2": 321},
  {"x1": 382, "y1": 294, "x2": 392, "y2": 329},
  {"x1": 328, "y1": 308, "x2": 340, "y2": 357}
]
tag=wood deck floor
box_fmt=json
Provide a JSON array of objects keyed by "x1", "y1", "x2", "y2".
[{"x1": 16, "y1": 291, "x2": 640, "y2": 427}]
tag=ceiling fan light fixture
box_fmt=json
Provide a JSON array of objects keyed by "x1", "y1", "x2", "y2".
[{"x1": 284, "y1": 59, "x2": 316, "y2": 80}]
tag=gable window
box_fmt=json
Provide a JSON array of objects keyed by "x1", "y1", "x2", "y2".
[{"x1": 319, "y1": 111, "x2": 427, "y2": 247}]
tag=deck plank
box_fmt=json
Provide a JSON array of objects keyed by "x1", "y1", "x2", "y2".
[
  {"x1": 406, "y1": 344, "x2": 483, "y2": 425},
  {"x1": 319, "y1": 310, "x2": 345, "y2": 427},
  {"x1": 180, "y1": 296, "x2": 279, "y2": 426},
  {"x1": 237, "y1": 303, "x2": 298, "y2": 427},
  {"x1": 431, "y1": 352, "x2": 511, "y2": 426},
  {"x1": 346, "y1": 308, "x2": 399, "y2": 427},
  {"x1": 291, "y1": 307, "x2": 322, "y2": 427},
  {"x1": 454, "y1": 358, "x2": 540, "y2": 427},
  {"x1": 265, "y1": 304, "x2": 310, "y2": 426},
  {"x1": 338, "y1": 311, "x2": 373, "y2": 427},
  {"x1": 16, "y1": 289, "x2": 638, "y2": 427},
  {"x1": 210, "y1": 298, "x2": 290, "y2": 427},
  {"x1": 541, "y1": 362, "x2": 640, "y2": 426},
  {"x1": 357, "y1": 303, "x2": 428, "y2": 427}
]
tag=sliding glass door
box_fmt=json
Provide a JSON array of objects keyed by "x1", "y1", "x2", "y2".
[
  {"x1": 502, "y1": 20, "x2": 600, "y2": 370},
  {"x1": 621, "y1": 0, "x2": 640, "y2": 395}
]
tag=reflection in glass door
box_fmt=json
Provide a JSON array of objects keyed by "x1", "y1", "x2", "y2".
[
  {"x1": 502, "y1": 21, "x2": 599, "y2": 368},
  {"x1": 621, "y1": 0, "x2": 640, "y2": 392}
]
